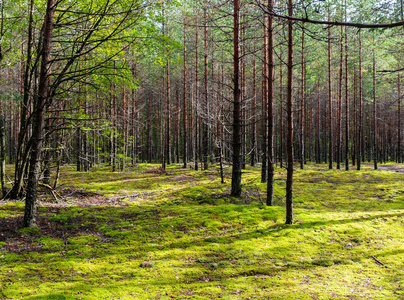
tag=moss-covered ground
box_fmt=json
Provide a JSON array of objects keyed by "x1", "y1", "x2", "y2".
[{"x1": 0, "y1": 163, "x2": 403, "y2": 299}]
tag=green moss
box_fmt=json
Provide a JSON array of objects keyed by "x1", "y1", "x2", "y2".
[
  {"x1": 19, "y1": 226, "x2": 41, "y2": 236},
  {"x1": 0, "y1": 163, "x2": 403, "y2": 299}
]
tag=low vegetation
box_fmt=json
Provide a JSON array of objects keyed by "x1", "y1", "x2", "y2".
[{"x1": 0, "y1": 163, "x2": 403, "y2": 299}]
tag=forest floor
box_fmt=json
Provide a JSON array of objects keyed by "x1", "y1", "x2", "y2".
[{"x1": 0, "y1": 163, "x2": 403, "y2": 299}]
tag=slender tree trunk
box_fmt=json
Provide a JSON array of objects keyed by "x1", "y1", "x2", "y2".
[
  {"x1": 166, "y1": 59, "x2": 172, "y2": 167},
  {"x1": 131, "y1": 64, "x2": 137, "y2": 166},
  {"x1": 219, "y1": 65, "x2": 225, "y2": 183},
  {"x1": 267, "y1": 0, "x2": 274, "y2": 206},
  {"x1": 300, "y1": 29, "x2": 305, "y2": 170},
  {"x1": 251, "y1": 48, "x2": 257, "y2": 167},
  {"x1": 0, "y1": 115, "x2": 6, "y2": 197},
  {"x1": 335, "y1": 26, "x2": 342, "y2": 169},
  {"x1": 9, "y1": 0, "x2": 34, "y2": 200},
  {"x1": 241, "y1": 19, "x2": 246, "y2": 170},
  {"x1": 316, "y1": 87, "x2": 321, "y2": 164},
  {"x1": 261, "y1": 15, "x2": 268, "y2": 183},
  {"x1": 279, "y1": 64, "x2": 284, "y2": 168},
  {"x1": 353, "y1": 66, "x2": 357, "y2": 166},
  {"x1": 328, "y1": 10, "x2": 333, "y2": 169},
  {"x1": 357, "y1": 30, "x2": 362, "y2": 170},
  {"x1": 231, "y1": 0, "x2": 242, "y2": 197},
  {"x1": 42, "y1": 108, "x2": 52, "y2": 184},
  {"x1": 398, "y1": 73, "x2": 401, "y2": 163},
  {"x1": 183, "y1": 21, "x2": 188, "y2": 168},
  {"x1": 121, "y1": 87, "x2": 127, "y2": 172},
  {"x1": 344, "y1": 21, "x2": 349, "y2": 170},
  {"x1": 194, "y1": 16, "x2": 199, "y2": 171},
  {"x1": 203, "y1": 8, "x2": 209, "y2": 170},
  {"x1": 285, "y1": 0, "x2": 294, "y2": 224},
  {"x1": 373, "y1": 35, "x2": 378, "y2": 169},
  {"x1": 112, "y1": 81, "x2": 117, "y2": 172},
  {"x1": 24, "y1": 0, "x2": 55, "y2": 227}
]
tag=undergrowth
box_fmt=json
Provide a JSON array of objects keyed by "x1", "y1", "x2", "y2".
[{"x1": 0, "y1": 163, "x2": 403, "y2": 299}]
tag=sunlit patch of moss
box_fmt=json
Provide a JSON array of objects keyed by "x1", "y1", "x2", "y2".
[{"x1": 0, "y1": 163, "x2": 404, "y2": 298}]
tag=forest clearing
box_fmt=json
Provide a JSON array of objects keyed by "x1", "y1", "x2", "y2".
[
  {"x1": 0, "y1": 163, "x2": 403, "y2": 299},
  {"x1": 1, "y1": 0, "x2": 404, "y2": 298}
]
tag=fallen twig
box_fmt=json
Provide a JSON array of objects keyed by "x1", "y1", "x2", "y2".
[{"x1": 371, "y1": 256, "x2": 388, "y2": 268}]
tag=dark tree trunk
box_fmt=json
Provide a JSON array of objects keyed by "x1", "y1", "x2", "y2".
[
  {"x1": 285, "y1": 0, "x2": 294, "y2": 225},
  {"x1": 344, "y1": 21, "x2": 349, "y2": 171},
  {"x1": 300, "y1": 29, "x2": 305, "y2": 170},
  {"x1": 337, "y1": 26, "x2": 343, "y2": 170},
  {"x1": 166, "y1": 59, "x2": 172, "y2": 167},
  {"x1": 9, "y1": 0, "x2": 35, "y2": 200},
  {"x1": 42, "y1": 110, "x2": 52, "y2": 184},
  {"x1": 373, "y1": 35, "x2": 378, "y2": 170},
  {"x1": 261, "y1": 16, "x2": 268, "y2": 183},
  {"x1": 267, "y1": 0, "x2": 274, "y2": 206},
  {"x1": 0, "y1": 115, "x2": 6, "y2": 197},
  {"x1": 231, "y1": 0, "x2": 242, "y2": 197},
  {"x1": 357, "y1": 30, "x2": 363, "y2": 170},
  {"x1": 279, "y1": 64, "x2": 284, "y2": 168},
  {"x1": 316, "y1": 89, "x2": 321, "y2": 164},
  {"x1": 397, "y1": 73, "x2": 401, "y2": 163},
  {"x1": 251, "y1": 49, "x2": 257, "y2": 167},
  {"x1": 328, "y1": 10, "x2": 333, "y2": 170},
  {"x1": 24, "y1": 0, "x2": 55, "y2": 227}
]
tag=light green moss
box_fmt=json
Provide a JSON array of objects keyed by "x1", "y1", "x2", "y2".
[{"x1": 0, "y1": 163, "x2": 403, "y2": 299}]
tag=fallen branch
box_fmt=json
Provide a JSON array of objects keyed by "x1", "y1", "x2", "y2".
[
  {"x1": 371, "y1": 256, "x2": 388, "y2": 268},
  {"x1": 39, "y1": 182, "x2": 61, "y2": 203}
]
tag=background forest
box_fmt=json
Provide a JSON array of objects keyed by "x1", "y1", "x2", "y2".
[{"x1": 0, "y1": 0, "x2": 403, "y2": 221}]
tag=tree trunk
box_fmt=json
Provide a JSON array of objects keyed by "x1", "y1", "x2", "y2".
[
  {"x1": 203, "y1": 8, "x2": 209, "y2": 170},
  {"x1": 344, "y1": 21, "x2": 349, "y2": 171},
  {"x1": 24, "y1": 0, "x2": 55, "y2": 228},
  {"x1": 194, "y1": 16, "x2": 199, "y2": 171},
  {"x1": 397, "y1": 73, "x2": 401, "y2": 163},
  {"x1": 231, "y1": 0, "x2": 242, "y2": 197},
  {"x1": 357, "y1": 30, "x2": 362, "y2": 170},
  {"x1": 9, "y1": 0, "x2": 35, "y2": 200},
  {"x1": 285, "y1": 0, "x2": 294, "y2": 225},
  {"x1": 300, "y1": 29, "x2": 305, "y2": 170},
  {"x1": 373, "y1": 35, "x2": 378, "y2": 169},
  {"x1": 166, "y1": 59, "x2": 172, "y2": 167},
  {"x1": 261, "y1": 15, "x2": 268, "y2": 183},
  {"x1": 267, "y1": 0, "x2": 274, "y2": 206},
  {"x1": 337, "y1": 26, "x2": 343, "y2": 170},
  {"x1": 328, "y1": 10, "x2": 333, "y2": 170},
  {"x1": 0, "y1": 115, "x2": 6, "y2": 197},
  {"x1": 316, "y1": 88, "x2": 321, "y2": 164},
  {"x1": 251, "y1": 48, "x2": 257, "y2": 167},
  {"x1": 183, "y1": 20, "x2": 188, "y2": 168}
]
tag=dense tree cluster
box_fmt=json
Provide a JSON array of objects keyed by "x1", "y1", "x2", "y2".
[{"x1": 0, "y1": 0, "x2": 403, "y2": 226}]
